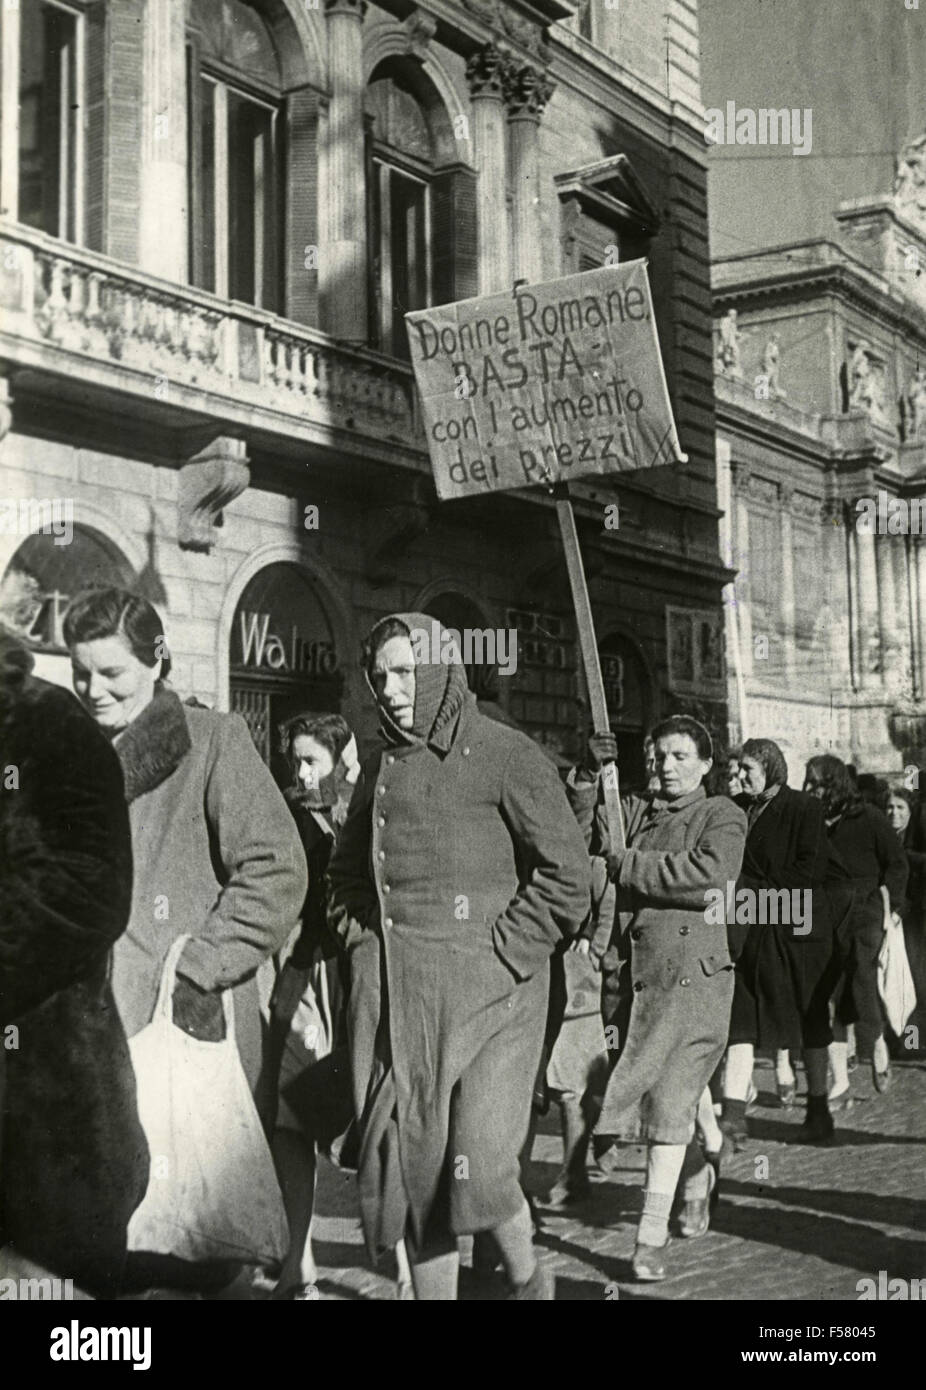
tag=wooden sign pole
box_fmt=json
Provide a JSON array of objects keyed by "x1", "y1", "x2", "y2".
[{"x1": 552, "y1": 483, "x2": 626, "y2": 851}]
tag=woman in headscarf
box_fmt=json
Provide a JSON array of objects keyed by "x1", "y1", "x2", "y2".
[
  {"x1": 64, "y1": 586, "x2": 307, "y2": 1292},
  {"x1": 327, "y1": 612, "x2": 590, "y2": 1300},
  {"x1": 568, "y1": 714, "x2": 747, "y2": 1281},
  {"x1": 720, "y1": 738, "x2": 849, "y2": 1146},
  {"x1": 804, "y1": 754, "x2": 907, "y2": 1104},
  {"x1": 879, "y1": 785, "x2": 926, "y2": 1048}
]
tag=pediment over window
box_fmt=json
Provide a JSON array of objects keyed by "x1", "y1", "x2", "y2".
[{"x1": 555, "y1": 154, "x2": 660, "y2": 238}]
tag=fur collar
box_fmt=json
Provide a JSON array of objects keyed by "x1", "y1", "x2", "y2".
[{"x1": 115, "y1": 686, "x2": 191, "y2": 803}]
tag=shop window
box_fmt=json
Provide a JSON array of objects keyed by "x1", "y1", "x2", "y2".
[
  {"x1": 187, "y1": 0, "x2": 283, "y2": 311},
  {"x1": 18, "y1": 0, "x2": 85, "y2": 243}
]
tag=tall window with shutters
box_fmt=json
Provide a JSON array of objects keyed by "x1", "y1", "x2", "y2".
[
  {"x1": 186, "y1": 0, "x2": 283, "y2": 312},
  {"x1": 365, "y1": 59, "x2": 477, "y2": 360},
  {"x1": 18, "y1": 0, "x2": 86, "y2": 243}
]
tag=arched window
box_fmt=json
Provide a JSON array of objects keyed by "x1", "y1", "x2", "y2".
[
  {"x1": 366, "y1": 59, "x2": 477, "y2": 359},
  {"x1": 187, "y1": 0, "x2": 283, "y2": 311},
  {"x1": 18, "y1": 0, "x2": 87, "y2": 243}
]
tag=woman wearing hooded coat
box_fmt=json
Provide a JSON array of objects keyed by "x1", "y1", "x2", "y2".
[
  {"x1": 327, "y1": 612, "x2": 591, "y2": 1300},
  {"x1": 63, "y1": 587, "x2": 307, "y2": 1291},
  {"x1": 0, "y1": 627, "x2": 148, "y2": 1296}
]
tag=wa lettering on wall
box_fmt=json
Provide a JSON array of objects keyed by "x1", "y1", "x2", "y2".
[{"x1": 405, "y1": 261, "x2": 685, "y2": 500}]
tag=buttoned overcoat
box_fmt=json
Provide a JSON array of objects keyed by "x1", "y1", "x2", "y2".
[
  {"x1": 569, "y1": 780, "x2": 746, "y2": 1144},
  {"x1": 328, "y1": 693, "x2": 591, "y2": 1254}
]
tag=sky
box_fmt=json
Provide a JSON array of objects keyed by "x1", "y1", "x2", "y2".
[{"x1": 699, "y1": 0, "x2": 926, "y2": 260}]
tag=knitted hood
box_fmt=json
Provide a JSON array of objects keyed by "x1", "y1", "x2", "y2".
[{"x1": 364, "y1": 611, "x2": 470, "y2": 751}]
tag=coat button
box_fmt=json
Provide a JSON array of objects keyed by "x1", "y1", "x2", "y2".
[
  {"x1": 463, "y1": 747, "x2": 470, "y2": 756},
  {"x1": 387, "y1": 755, "x2": 395, "y2": 765},
  {"x1": 384, "y1": 917, "x2": 393, "y2": 928},
  {"x1": 378, "y1": 785, "x2": 386, "y2": 796},
  {"x1": 680, "y1": 977, "x2": 691, "y2": 987},
  {"x1": 383, "y1": 884, "x2": 391, "y2": 893},
  {"x1": 633, "y1": 981, "x2": 644, "y2": 992},
  {"x1": 377, "y1": 816, "x2": 386, "y2": 828},
  {"x1": 378, "y1": 850, "x2": 385, "y2": 861},
  {"x1": 630, "y1": 928, "x2": 642, "y2": 941},
  {"x1": 679, "y1": 925, "x2": 690, "y2": 936}
]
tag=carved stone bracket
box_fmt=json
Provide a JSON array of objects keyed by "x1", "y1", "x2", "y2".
[
  {"x1": 178, "y1": 436, "x2": 250, "y2": 553},
  {"x1": 402, "y1": 8, "x2": 437, "y2": 62}
]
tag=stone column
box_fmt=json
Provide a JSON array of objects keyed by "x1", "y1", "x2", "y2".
[
  {"x1": 504, "y1": 63, "x2": 554, "y2": 285},
  {"x1": 820, "y1": 498, "x2": 850, "y2": 689},
  {"x1": 916, "y1": 540, "x2": 926, "y2": 700},
  {"x1": 892, "y1": 534, "x2": 913, "y2": 694},
  {"x1": 732, "y1": 464, "x2": 753, "y2": 677},
  {"x1": 0, "y1": 0, "x2": 20, "y2": 220},
  {"x1": 465, "y1": 45, "x2": 509, "y2": 295},
  {"x1": 139, "y1": 0, "x2": 188, "y2": 281},
  {"x1": 876, "y1": 532, "x2": 901, "y2": 690},
  {"x1": 779, "y1": 486, "x2": 796, "y2": 680},
  {"x1": 324, "y1": 0, "x2": 367, "y2": 341},
  {"x1": 854, "y1": 515, "x2": 882, "y2": 690}
]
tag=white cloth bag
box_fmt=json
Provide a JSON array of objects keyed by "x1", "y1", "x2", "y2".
[
  {"x1": 127, "y1": 936, "x2": 288, "y2": 1266},
  {"x1": 877, "y1": 887, "x2": 917, "y2": 1038}
]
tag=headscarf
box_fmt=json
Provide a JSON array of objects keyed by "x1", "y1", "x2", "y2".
[
  {"x1": 741, "y1": 737, "x2": 788, "y2": 827},
  {"x1": 364, "y1": 611, "x2": 470, "y2": 750}
]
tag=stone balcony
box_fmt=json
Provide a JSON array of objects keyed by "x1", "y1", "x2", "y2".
[{"x1": 0, "y1": 221, "x2": 426, "y2": 471}]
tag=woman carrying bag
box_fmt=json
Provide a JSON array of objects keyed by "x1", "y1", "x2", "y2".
[{"x1": 64, "y1": 587, "x2": 307, "y2": 1294}]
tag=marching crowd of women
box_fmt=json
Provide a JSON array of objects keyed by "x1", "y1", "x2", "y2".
[{"x1": 1, "y1": 592, "x2": 924, "y2": 1300}]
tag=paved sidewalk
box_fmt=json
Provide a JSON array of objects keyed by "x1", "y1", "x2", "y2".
[{"x1": 307, "y1": 1057, "x2": 926, "y2": 1301}]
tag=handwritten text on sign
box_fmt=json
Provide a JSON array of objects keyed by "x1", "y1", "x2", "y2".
[{"x1": 405, "y1": 261, "x2": 685, "y2": 501}]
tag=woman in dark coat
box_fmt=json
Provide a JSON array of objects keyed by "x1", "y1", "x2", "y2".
[
  {"x1": 804, "y1": 755, "x2": 907, "y2": 1100},
  {"x1": 0, "y1": 627, "x2": 148, "y2": 1296},
  {"x1": 567, "y1": 714, "x2": 747, "y2": 1282},
  {"x1": 64, "y1": 587, "x2": 307, "y2": 1291},
  {"x1": 327, "y1": 612, "x2": 591, "y2": 1300},
  {"x1": 720, "y1": 738, "x2": 849, "y2": 1146},
  {"x1": 880, "y1": 786, "x2": 926, "y2": 1046}
]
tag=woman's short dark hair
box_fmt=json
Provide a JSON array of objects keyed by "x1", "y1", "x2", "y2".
[
  {"x1": 279, "y1": 710, "x2": 352, "y2": 765},
  {"x1": 881, "y1": 783, "x2": 917, "y2": 814},
  {"x1": 805, "y1": 753, "x2": 857, "y2": 816},
  {"x1": 742, "y1": 737, "x2": 788, "y2": 789},
  {"x1": 63, "y1": 587, "x2": 171, "y2": 680},
  {"x1": 651, "y1": 714, "x2": 713, "y2": 761}
]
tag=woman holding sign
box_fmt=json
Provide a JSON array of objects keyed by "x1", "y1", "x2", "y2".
[{"x1": 568, "y1": 716, "x2": 747, "y2": 1281}]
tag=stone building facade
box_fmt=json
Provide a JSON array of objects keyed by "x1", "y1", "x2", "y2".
[
  {"x1": 0, "y1": 0, "x2": 726, "y2": 783},
  {"x1": 714, "y1": 137, "x2": 926, "y2": 777}
]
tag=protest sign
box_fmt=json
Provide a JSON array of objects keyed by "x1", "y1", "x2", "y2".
[{"x1": 405, "y1": 260, "x2": 685, "y2": 501}]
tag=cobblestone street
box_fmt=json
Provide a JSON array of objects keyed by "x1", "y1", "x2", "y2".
[{"x1": 309, "y1": 1057, "x2": 926, "y2": 1301}]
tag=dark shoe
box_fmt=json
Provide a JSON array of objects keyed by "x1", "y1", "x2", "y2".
[
  {"x1": 873, "y1": 1063, "x2": 891, "y2": 1094},
  {"x1": 632, "y1": 1240, "x2": 668, "y2": 1282},
  {"x1": 508, "y1": 1263, "x2": 555, "y2": 1300},
  {"x1": 678, "y1": 1164, "x2": 716, "y2": 1238},
  {"x1": 794, "y1": 1109, "x2": 835, "y2": 1144},
  {"x1": 719, "y1": 1116, "x2": 749, "y2": 1152}
]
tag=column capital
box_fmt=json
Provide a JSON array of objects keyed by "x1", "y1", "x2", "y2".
[
  {"x1": 465, "y1": 44, "x2": 507, "y2": 101},
  {"x1": 503, "y1": 62, "x2": 555, "y2": 121}
]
